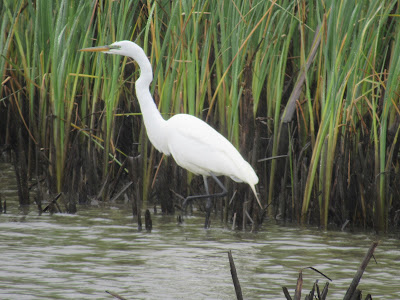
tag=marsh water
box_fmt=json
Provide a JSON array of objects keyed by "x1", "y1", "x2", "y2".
[{"x1": 0, "y1": 162, "x2": 399, "y2": 299}]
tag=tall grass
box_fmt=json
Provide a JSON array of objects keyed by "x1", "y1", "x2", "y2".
[
  {"x1": 295, "y1": 0, "x2": 400, "y2": 230},
  {"x1": 1, "y1": 0, "x2": 399, "y2": 231}
]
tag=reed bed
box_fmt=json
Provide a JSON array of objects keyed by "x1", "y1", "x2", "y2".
[{"x1": 0, "y1": 0, "x2": 399, "y2": 231}]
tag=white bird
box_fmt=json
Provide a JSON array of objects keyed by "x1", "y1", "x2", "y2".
[{"x1": 80, "y1": 40, "x2": 262, "y2": 227}]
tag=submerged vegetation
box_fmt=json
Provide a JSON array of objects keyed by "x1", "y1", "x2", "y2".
[{"x1": 0, "y1": 0, "x2": 399, "y2": 231}]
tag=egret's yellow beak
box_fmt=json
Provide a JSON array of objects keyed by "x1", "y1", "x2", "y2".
[{"x1": 79, "y1": 45, "x2": 110, "y2": 52}]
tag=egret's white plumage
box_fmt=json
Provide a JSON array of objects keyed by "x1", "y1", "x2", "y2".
[{"x1": 80, "y1": 40, "x2": 262, "y2": 208}]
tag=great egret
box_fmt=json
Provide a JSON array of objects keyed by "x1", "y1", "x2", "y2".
[{"x1": 80, "y1": 40, "x2": 262, "y2": 227}]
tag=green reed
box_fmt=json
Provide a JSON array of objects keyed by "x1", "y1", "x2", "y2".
[
  {"x1": 1, "y1": 0, "x2": 399, "y2": 230},
  {"x1": 297, "y1": 0, "x2": 399, "y2": 230}
]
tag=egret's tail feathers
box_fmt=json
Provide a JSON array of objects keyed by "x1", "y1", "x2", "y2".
[{"x1": 250, "y1": 185, "x2": 262, "y2": 209}]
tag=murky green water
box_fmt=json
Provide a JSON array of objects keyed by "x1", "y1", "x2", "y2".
[{"x1": 1, "y1": 162, "x2": 399, "y2": 299}]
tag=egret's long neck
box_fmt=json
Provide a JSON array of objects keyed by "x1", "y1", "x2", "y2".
[{"x1": 132, "y1": 49, "x2": 169, "y2": 154}]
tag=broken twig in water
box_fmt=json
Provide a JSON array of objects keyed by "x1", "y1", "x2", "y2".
[
  {"x1": 343, "y1": 241, "x2": 379, "y2": 300},
  {"x1": 294, "y1": 270, "x2": 303, "y2": 300},
  {"x1": 105, "y1": 290, "x2": 127, "y2": 300},
  {"x1": 228, "y1": 250, "x2": 243, "y2": 300},
  {"x1": 145, "y1": 209, "x2": 152, "y2": 232},
  {"x1": 42, "y1": 192, "x2": 62, "y2": 213},
  {"x1": 283, "y1": 266, "x2": 332, "y2": 300}
]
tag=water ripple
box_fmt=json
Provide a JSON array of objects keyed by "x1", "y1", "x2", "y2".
[{"x1": 0, "y1": 206, "x2": 399, "y2": 299}]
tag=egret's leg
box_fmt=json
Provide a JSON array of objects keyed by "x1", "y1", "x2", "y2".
[
  {"x1": 203, "y1": 176, "x2": 211, "y2": 229},
  {"x1": 183, "y1": 173, "x2": 227, "y2": 206},
  {"x1": 182, "y1": 174, "x2": 227, "y2": 228}
]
